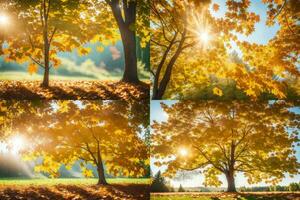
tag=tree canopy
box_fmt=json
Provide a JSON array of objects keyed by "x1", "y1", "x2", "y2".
[
  {"x1": 1, "y1": 0, "x2": 98, "y2": 86},
  {"x1": 0, "y1": 100, "x2": 150, "y2": 185},
  {"x1": 152, "y1": 101, "x2": 300, "y2": 192},
  {"x1": 151, "y1": 0, "x2": 299, "y2": 99},
  {"x1": 0, "y1": 0, "x2": 150, "y2": 85}
]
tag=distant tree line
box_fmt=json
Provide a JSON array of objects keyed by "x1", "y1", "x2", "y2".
[
  {"x1": 151, "y1": 171, "x2": 300, "y2": 193},
  {"x1": 240, "y1": 183, "x2": 300, "y2": 192}
]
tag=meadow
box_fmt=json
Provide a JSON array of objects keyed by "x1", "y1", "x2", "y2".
[
  {"x1": 0, "y1": 178, "x2": 150, "y2": 186},
  {"x1": 0, "y1": 71, "x2": 120, "y2": 81}
]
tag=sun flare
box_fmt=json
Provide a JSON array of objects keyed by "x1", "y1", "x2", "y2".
[
  {"x1": 0, "y1": 14, "x2": 9, "y2": 25},
  {"x1": 9, "y1": 135, "x2": 26, "y2": 154},
  {"x1": 178, "y1": 148, "x2": 188, "y2": 157},
  {"x1": 198, "y1": 31, "x2": 211, "y2": 44}
]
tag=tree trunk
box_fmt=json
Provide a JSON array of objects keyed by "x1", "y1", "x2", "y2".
[
  {"x1": 151, "y1": 30, "x2": 186, "y2": 100},
  {"x1": 97, "y1": 162, "x2": 108, "y2": 185},
  {"x1": 96, "y1": 140, "x2": 107, "y2": 185},
  {"x1": 152, "y1": 86, "x2": 164, "y2": 100},
  {"x1": 120, "y1": 27, "x2": 139, "y2": 83},
  {"x1": 109, "y1": 1, "x2": 139, "y2": 84},
  {"x1": 41, "y1": 29, "x2": 50, "y2": 87},
  {"x1": 152, "y1": 43, "x2": 184, "y2": 100},
  {"x1": 41, "y1": 59, "x2": 50, "y2": 87},
  {"x1": 225, "y1": 170, "x2": 236, "y2": 192},
  {"x1": 41, "y1": 1, "x2": 50, "y2": 88}
]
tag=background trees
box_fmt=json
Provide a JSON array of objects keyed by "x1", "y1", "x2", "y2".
[
  {"x1": 1, "y1": 0, "x2": 96, "y2": 87},
  {"x1": 150, "y1": 170, "x2": 170, "y2": 192},
  {"x1": 152, "y1": 101, "x2": 300, "y2": 192},
  {"x1": 0, "y1": 0, "x2": 150, "y2": 85},
  {"x1": 0, "y1": 100, "x2": 150, "y2": 185},
  {"x1": 151, "y1": 0, "x2": 299, "y2": 99}
]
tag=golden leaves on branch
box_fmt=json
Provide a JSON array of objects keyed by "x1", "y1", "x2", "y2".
[{"x1": 28, "y1": 63, "x2": 38, "y2": 75}]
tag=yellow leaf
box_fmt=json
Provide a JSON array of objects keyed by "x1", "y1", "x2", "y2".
[
  {"x1": 96, "y1": 46, "x2": 104, "y2": 53},
  {"x1": 213, "y1": 87, "x2": 223, "y2": 96},
  {"x1": 212, "y1": 3, "x2": 219, "y2": 12},
  {"x1": 78, "y1": 47, "x2": 91, "y2": 56},
  {"x1": 82, "y1": 168, "x2": 93, "y2": 178}
]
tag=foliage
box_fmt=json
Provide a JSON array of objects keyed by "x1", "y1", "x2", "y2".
[
  {"x1": 151, "y1": 0, "x2": 299, "y2": 99},
  {"x1": 151, "y1": 170, "x2": 169, "y2": 192},
  {"x1": 288, "y1": 182, "x2": 300, "y2": 191},
  {"x1": 152, "y1": 101, "x2": 300, "y2": 191},
  {"x1": 0, "y1": 0, "x2": 150, "y2": 85},
  {"x1": 0, "y1": 0, "x2": 101, "y2": 86},
  {"x1": 0, "y1": 101, "x2": 150, "y2": 183}
]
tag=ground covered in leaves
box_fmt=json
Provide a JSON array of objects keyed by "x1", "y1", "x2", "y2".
[
  {"x1": 0, "y1": 184, "x2": 149, "y2": 200},
  {"x1": 151, "y1": 192, "x2": 300, "y2": 200},
  {"x1": 0, "y1": 80, "x2": 149, "y2": 100}
]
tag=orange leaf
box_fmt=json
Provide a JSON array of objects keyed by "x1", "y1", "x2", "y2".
[
  {"x1": 212, "y1": 3, "x2": 219, "y2": 12},
  {"x1": 28, "y1": 63, "x2": 38, "y2": 75}
]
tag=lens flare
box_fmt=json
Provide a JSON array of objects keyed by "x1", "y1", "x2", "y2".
[
  {"x1": 9, "y1": 135, "x2": 26, "y2": 154},
  {"x1": 198, "y1": 31, "x2": 211, "y2": 44},
  {"x1": 0, "y1": 14, "x2": 9, "y2": 25},
  {"x1": 179, "y1": 148, "x2": 188, "y2": 157}
]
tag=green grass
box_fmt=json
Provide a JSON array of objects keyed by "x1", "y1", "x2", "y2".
[
  {"x1": 0, "y1": 71, "x2": 117, "y2": 81},
  {"x1": 0, "y1": 71, "x2": 149, "y2": 82},
  {"x1": 0, "y1": 178, "x2": 150, "y2": 186}
]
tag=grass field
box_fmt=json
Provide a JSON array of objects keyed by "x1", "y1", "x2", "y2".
[
  {"x1": 0, "y1": 178, "x2": 150, "y2": 186},
  {"x1": 151, "y1": 192, "x2": 300, "y2": 200},
  {"x1": 0, "y1": 71, "x2": 149, "y2": 82},
  {"x1": 0, "y1": 71, "x2": 119, "y2": 81}
]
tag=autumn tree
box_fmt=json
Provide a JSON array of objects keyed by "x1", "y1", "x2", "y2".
[
  {"x1": 152, "y1": 101, "x2": 300, "y2": 192},
  {"x1": 1, "y1": 100, "x2": 149, "y2": 185},
  {"x1": 1, "y1": 0, "x2": 97, "y2": 87},
  {"x1": 0, "y1": 100, "x2": 41, "y2": 141},
  {"x1": 151, "y1": 0, "x2": 299, "y2": 99},
  {"x1": 88, "y1": 0, "x2": 150, "y2": 83}
]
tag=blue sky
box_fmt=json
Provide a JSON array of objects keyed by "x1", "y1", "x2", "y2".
[
  {"x1": 211, "y1": 0, "x2": 280, "y2": 55},
  {"x1": 150, "y1": 100, "x2": 300, "y2": 188}
]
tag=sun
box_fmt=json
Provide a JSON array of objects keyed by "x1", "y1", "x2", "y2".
[
  {"x1": 198, "y1": 31, "x2": 211, "y2": 44},
  {"x1": 178, "y1": 148, "x2": 188, "y2": 157},
  {"x1": 0, "y1": 14, "x2": 9, "y2": 26}
]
